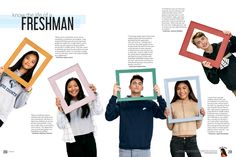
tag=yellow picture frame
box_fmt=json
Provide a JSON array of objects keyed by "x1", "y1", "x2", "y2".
[{"x1": 3, "y1": 37, "x2": 52, "y2": 87}]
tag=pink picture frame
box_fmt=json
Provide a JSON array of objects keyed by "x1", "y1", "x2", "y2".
[
  {"x1": 179, "y1": 21, "x2": 230, "y2": 68},
  {"x1": 48, "y1": 63, "x2": 96, "y2": 114}
]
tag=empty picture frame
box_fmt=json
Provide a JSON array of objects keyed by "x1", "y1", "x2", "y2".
[
  {"x1": 3, "y1": 37, "x2": 52, "y2": 87},
  {"x1": 48, "y1": 63, "x2": 96, "y2": 114},
  {"x1": 179, "y1": 21, "x2": 230, "y2": 68},
  {"x1": 164, "y1": 76, "x2": 203, "y2": 123},
  {"x1": 115, "y1": 68, "x2": 157, "y2": 101}
]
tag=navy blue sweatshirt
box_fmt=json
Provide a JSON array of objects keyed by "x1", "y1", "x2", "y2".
[
  {"x1": 105, "y1": 95, "x2": 166, "y2": 149},
  {"x1": 203, "y1": 36, "x2": 236, "y2": 91}
]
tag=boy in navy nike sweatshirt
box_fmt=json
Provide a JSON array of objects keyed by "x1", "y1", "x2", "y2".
[{"x1": 105, "y1": 75, "x2": 166, "y2": 157}]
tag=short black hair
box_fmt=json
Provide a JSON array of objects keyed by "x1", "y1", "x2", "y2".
[{"x1": 130, "y1": 75, "x2": 144, "y2": 85}]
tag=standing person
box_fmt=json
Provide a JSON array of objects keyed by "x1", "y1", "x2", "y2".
[
  {"x1": 166, "y1": 80, "x2": 205, "y2": 157},
  {"x1": 191, "y1": 31, "x2": 236, "y2": 95},
  {"x1": 105, "y1": 75, "x2": 167, "y2": 157},
  {"x1": 0, "y1": 50, "x2": 39, "y2": 127},
  {"x1": 56, "y1": 77, "x2": 103, "y2": 157}
]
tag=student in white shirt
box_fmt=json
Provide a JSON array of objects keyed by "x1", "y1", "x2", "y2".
[
  {"x1": 0, "y1": 50, "x2": 39, "y2": 127},
  {"x1": 56, "y1": 77, "x2": 103, "y2": 157}
]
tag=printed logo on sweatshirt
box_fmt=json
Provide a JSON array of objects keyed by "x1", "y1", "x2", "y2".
[
  {"x1": 0, "y1": 83, "x2": 18, "y2": 97},
  {"x1": 9, "y1": 80, "x2": 17, "y2": 88}
]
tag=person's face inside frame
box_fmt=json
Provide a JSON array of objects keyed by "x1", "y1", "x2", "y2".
[
  {"x1": 192, "y1": 34, "x2": 211, "y2": 51},
  {"x1": 67, "y1": 80, "x2": 80, "y2": 100},
  {"x1": 129, "y1": 79, "x2": 143, "y2": 97},
  {"x1": 20, "y1": 54, "x2": 38, "y2": 73},
  {"x1": 176, "y1": 82, "x2": 190, "y2": 101}
]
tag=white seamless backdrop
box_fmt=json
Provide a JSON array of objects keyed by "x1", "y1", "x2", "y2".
[{"x1": 0, "y1": 0, "x2": 235, "y2": 157}]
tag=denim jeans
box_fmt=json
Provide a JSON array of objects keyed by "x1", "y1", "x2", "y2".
[
  {"x1": 170, "y1": 135, "x2": 201, "y2": 157},
  {"x1": 119, "y1": 149, "x2": 150, "y2": 157}
]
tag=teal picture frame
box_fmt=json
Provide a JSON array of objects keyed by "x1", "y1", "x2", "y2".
[{"x1": 115, "y1": 68, "x2": 157, "y2": 101}]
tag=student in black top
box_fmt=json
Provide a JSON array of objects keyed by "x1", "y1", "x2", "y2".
[{"x1": 192, "y1": 31, "x2": 236, "y2": 96}]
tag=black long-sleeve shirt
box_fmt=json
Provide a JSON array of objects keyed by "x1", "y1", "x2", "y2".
[{"x1": 203, "y1": 36, "x2": 236, "y2": 90}]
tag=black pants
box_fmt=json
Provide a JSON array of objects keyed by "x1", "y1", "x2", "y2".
[
  {"x1": 170, "y1": 135, "x2": 201, "y2": 157},
  {"x1": 0, "y1": 119, "x2": 3, "y2": 127},
  {"x1": 66, "y1": 132, "x2": 97, "y2": 157}
]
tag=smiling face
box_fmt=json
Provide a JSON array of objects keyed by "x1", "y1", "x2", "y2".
[
  {"x1": 176, "y1": 82, "x2": 190, "y2": 100},
  {"x1": 129, "y1": 79, "x2": 143, "y2": 96},
  {"x1": 67, "y1": 80, "x2": 80, "y2": 98},
  {"x1": 22, "y1": 54, "x2": 38, "y2": 70}
]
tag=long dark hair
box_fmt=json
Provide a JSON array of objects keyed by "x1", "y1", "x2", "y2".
[
  {"x1": 171, "y1": 80, "x2": 198, "y2": 103},
  {"x1": 64, "y1": 77, "x2": 90, "y2": 121},
  {"x1": 221, "y1": 148, "x2": 227, "y2": 156},
  {"x1": 9, "y1": 50, "x2": 39, "y2": 87}
]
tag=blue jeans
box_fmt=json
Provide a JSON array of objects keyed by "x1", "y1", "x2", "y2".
[
  {"x1": 170, "y1": 135, "x2": 201, "y2": 157},
  {"x1": 119, "y1": 149, "x2": 150, "y2": 157}
]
